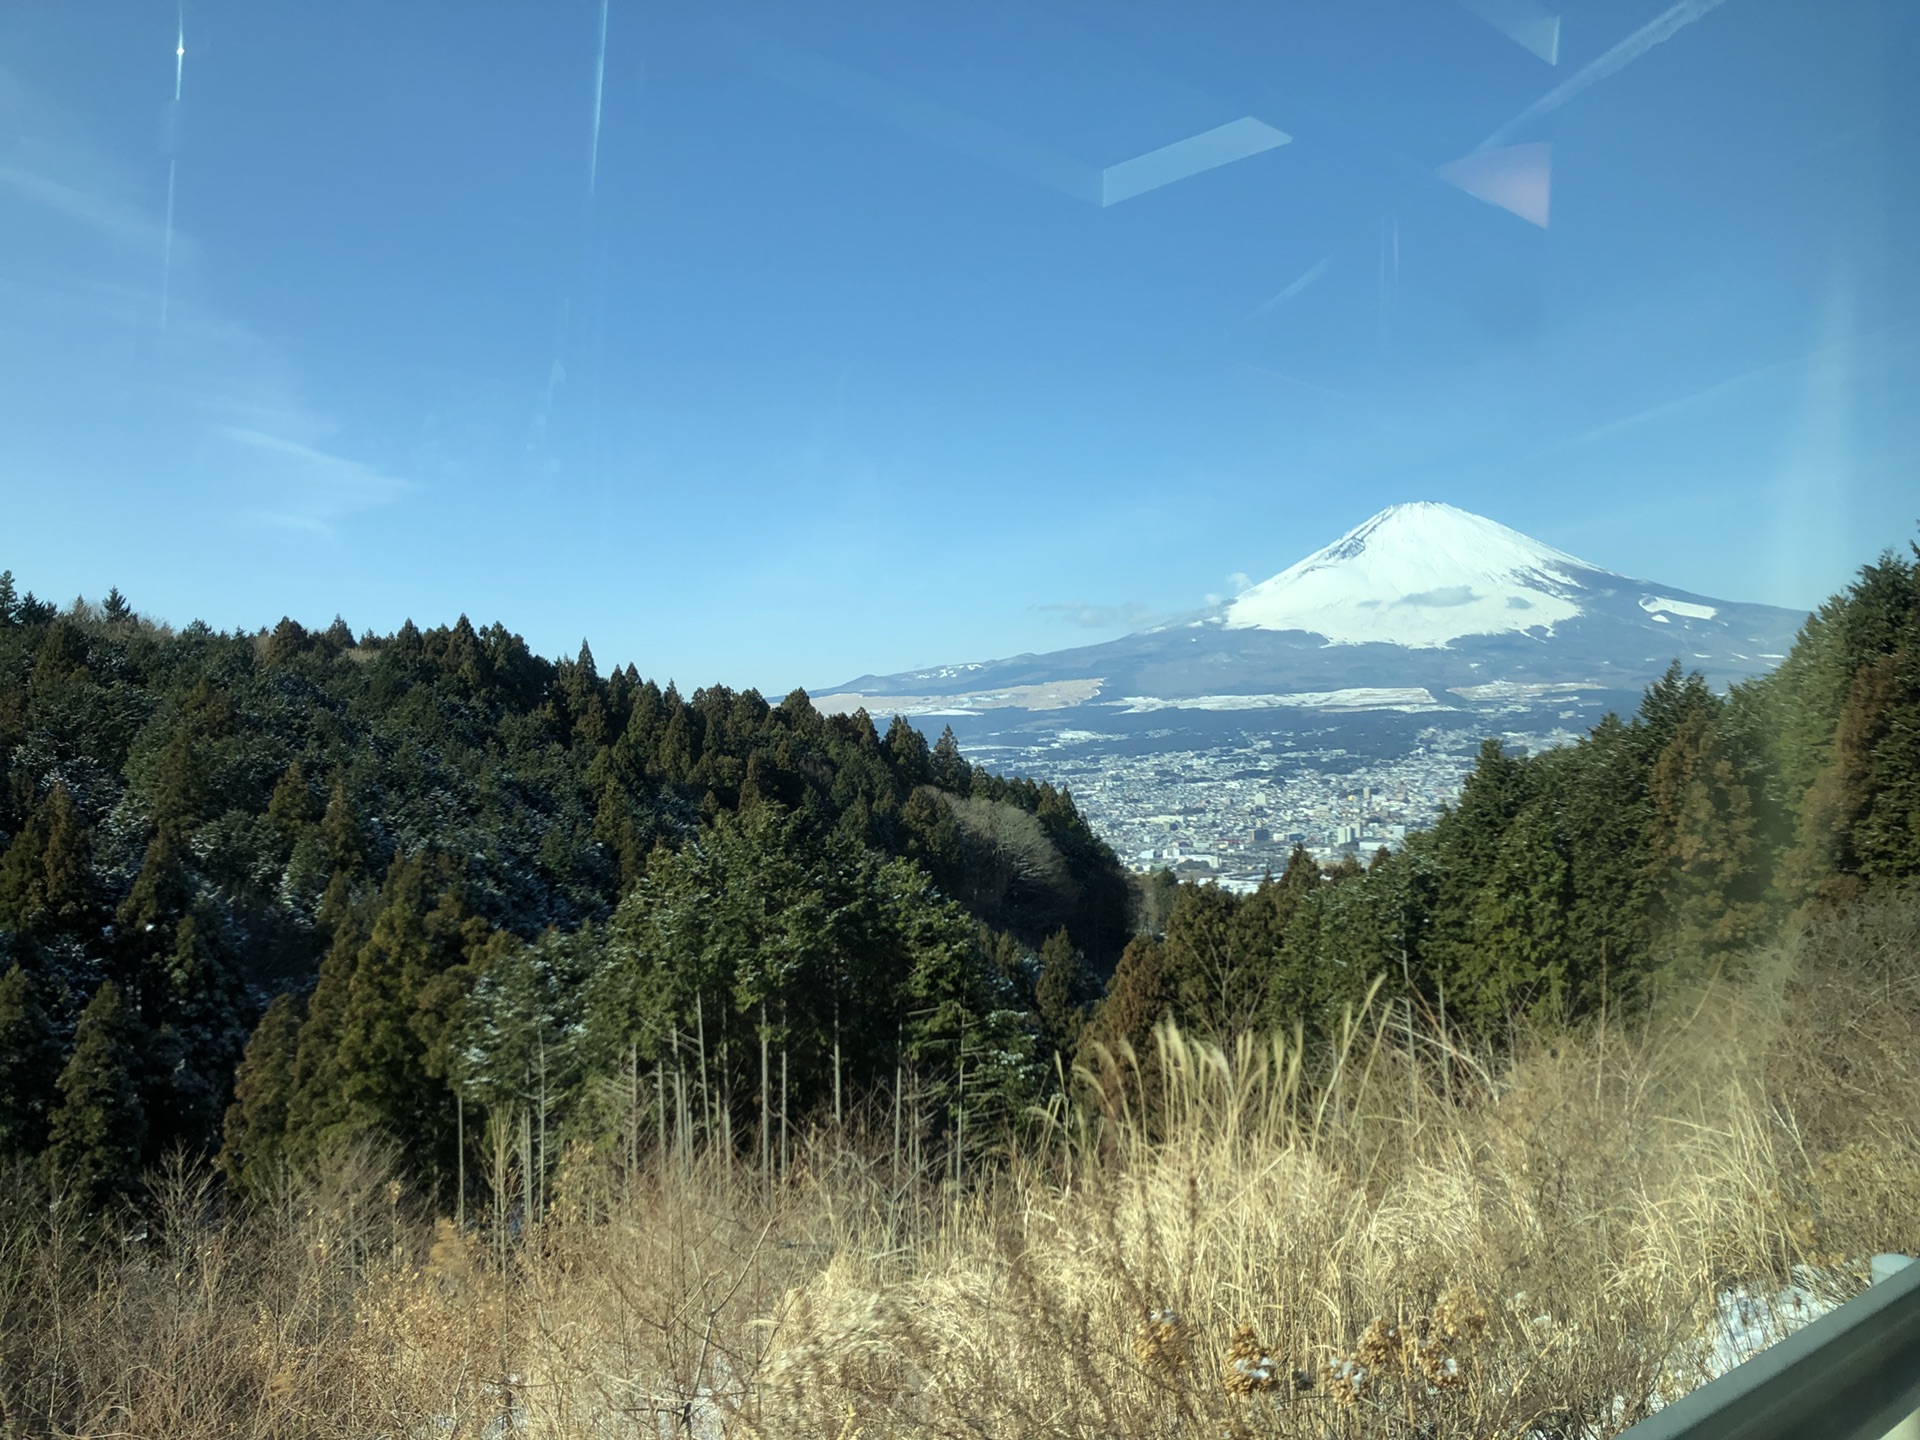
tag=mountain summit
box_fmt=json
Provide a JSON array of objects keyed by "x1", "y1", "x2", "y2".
[
  {"x1": 1217, "y1": 502, "x2": 1604, "y2": 648},
  {"x1": 815, "y1": 503, "x2": 1806, "y2": 737}
]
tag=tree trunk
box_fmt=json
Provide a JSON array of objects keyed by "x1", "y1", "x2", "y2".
[
  {"x1": 720, "y1": 1029, "x2": 733, "y2": 1177},
  {"x1": 628, "y1": 1041, "x2": 640, "y2": 1179},
  {"x1": 536, "y1": 1035, "x2": 548, "y2": 1219},
  {"x1": 953, "y1": 1020, "x2": 966, "y2": 1190},
  {"x1": 696, "y1": 991, "x2": 712, "y2": 1148},
  {"x1": 519, "y1": 1106, "x2": 533, "y2": 1237},
  {"x1": 760, "y1": 1001, "x2": 771, "y2": 1193},
  {"x1": 655, "y1": 1052, "x2": 667, "y2": 1175}
]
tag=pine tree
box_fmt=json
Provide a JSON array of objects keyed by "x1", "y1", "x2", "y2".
[
  {"x1": 268, "y1": 760, "x2": 319, "y2": 843},
  {"x1": 45, "y1": 981, "x2": 147, "y2": 1208},
  {"x1": 656, "y1": 705, "x2": 697, "y2": 784},
  {"x1": 930, "y1": 726, "x2": 970, "y2": 793},
  {"x1": 0, "y1": 964, "x2": 58, "y2": 1157},
  {"x1": 1647, "y1": 711, "x2": 1767, "y2": 970},
  {"x1": 1461, "y1": 805, "x2": 1572, "y2": 1024},
  {"x1": 0, "y1": 783, "x2": 94, "y2": 936},
  {"x1": 320, "y1": 778, "x2": 364, "y2": 877},
  {"x1": 1787, "y1": 649, "x2": 1920, "y2": 898},
  {"x1": 1550, "y1": 714, "x2": 1657, "y2": 1018},
  {"x1": 1075, "y1": 934, "x2": 1172, "y2": 1109},
  {"x1": 220, "y1": 992, "x2": 303, "y2": 1200},
  {"x1": 144, "y1": 911, "x2": 249, "y2": 1157},
  {"x1": 392, "y1": 618, "x2": 425, "y2": 665},
  {"x1": 39, "y1": 782, "x2": 92, "y2": 928},
  {"x1": 1160, "y1": 882, "x2": 1268, "y2": 1040},
  {"x1": 282, "y1": 923, "x2": 360, "y2": 1166},
  {"x1": 117, "y1": 825, "x2": 191, "y2": 937},
  {"x1": 102, "y1": 587, "x2": 131, "y2": 623},
  {"x1": 265, "y1": 617, "x2": 309, "y2": 666},
  {"x1": 0, "y1": 569, "x2": 16, "y2": 626},
  {"x1": 885, "y1": 715, "x2": 932, "y2": 790},
  {"x1": 151, "y1": 729, "x2": 212, "y2": 836},
  {"x1": 286, "y1": 856, "x2": 482, "y2": 1176},
  {"x1": 1034, "y1": 927, "x2": 1083, "y2": 1055}
]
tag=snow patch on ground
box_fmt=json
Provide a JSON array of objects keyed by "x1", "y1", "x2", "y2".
[
  {"x1": 1121, "y1": 687, "x2": 1446, "y2": 713},
  {"x1": 1450, "y1": 680, "x2": 1602, "y2": 702},
  {"x1": 1641, "y1": 594, "x2": 1718, "y2": 621}
]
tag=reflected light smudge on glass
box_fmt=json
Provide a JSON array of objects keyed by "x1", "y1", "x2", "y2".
[
  {"x1": 1437, "y1": 142, "x2": 1552, "y2": 228},
  {"x1": 587, "y1": 0, "x2": 609, "y2": 200},
  {"x1": 1100, "y1": 117, "x2": 1291, "y2": 207},
  {"x1": 1454, "y1": 0, "x2": 1562, "y2": 65},
  {"x1": 160, "y1": 8, "x2": 184, "y2": 328},
  {"x1": 1477, "y1": 0, "x2": 1732, "y2": 153}
]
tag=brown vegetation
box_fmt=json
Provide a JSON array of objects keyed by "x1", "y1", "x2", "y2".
[{"x1": 3, "y1": 891, "x2": 1917, "y2": 1439}]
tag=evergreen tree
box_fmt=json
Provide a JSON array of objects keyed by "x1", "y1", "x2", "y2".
[
  {"x1": 282, "y1": 923, "x2": 361, "y2": 1165},
  {"x1": 268, "y1": 759, "x2": 319, "y2": 844},
  {"x1": 102, "y1": 587, "x2": 131, "y2": 623},
  {"x1": 0, "y1": 569, "x2": 16, "y2": 626},
  {"x1": 0, "y1": 783, "x2": 94, "y2": 936},
  {"x1": 885, "y1": 715, "x2": 932, "y2": 790},
  {"x1": 1786, "y1": 655, "x2": 1894, "y2": 903},
  {"x1": 220, "y1": 992, "x2": 303, "y2": 1201},
  {"x1": 117, "y1": 825, "x2": 192, "y2": 937},
  {"x1": 320, "y1": 778, "x2": 364, "y2": 877},
  {"x1": 1461, "y1": 805, "x2": 1572, "y2": 1024},
  {"x1": 1033, "y1": 927, "x2": 1083, "y2": 1056},
  {"x1": 0, "y1": 964, "x2": 58, "y2": 1157},
  {"x1": 45, "y1": 981, "x2": 147, "y2": 1208},
  {"x1": 930, "y1": 725, "x2": 970, "y2": 793},
  {"x1": 150, "y1": 729, "x2": 212, "y2": 836},
  {"x1": 143, "y1": 911, "x2": 250, "y2": 1157},
  {"x1": 1549, "y1": 714, "x2": 1657, "y2": 1017},
  {"x1": 1159, "y1": 882, "x2": 1268, "y2": 1040},
  {"x1": 1075, "y1": 934, "x2": 1172, "y2": 1114},
  {"x1": 1646, "y1": 711, "x2": 1768, "y2": 971},
  {"x1": 294, "y1": 856, "x2": 481, "y2": 1175}
]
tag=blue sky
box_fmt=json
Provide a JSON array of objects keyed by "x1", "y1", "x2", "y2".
[{"x1": 1, "y1": 0, "x2": 1913, "y2": 694}]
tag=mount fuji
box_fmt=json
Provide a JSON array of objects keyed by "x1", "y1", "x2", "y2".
[{"x1": 813, "y1": 504, "x2": 1807, "y2": 748}]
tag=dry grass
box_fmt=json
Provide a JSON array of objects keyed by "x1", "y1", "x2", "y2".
[{"x1": 4, "y1": 892, "x2": 1919, "y2": 1439}]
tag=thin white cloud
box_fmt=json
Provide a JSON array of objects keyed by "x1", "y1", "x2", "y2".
[
  {"x1": 217, "y1": 427, "x2": 411, "y2": 535},
  {"x1": 1538, "y1": 327, "x2": 1909, "y2": 458},
  {"x1": 0, "y1": 64, "x2": 410, "y2": 540},
  {"x1": 0, "y1": 163, "x2": 169, "y2": 251}
]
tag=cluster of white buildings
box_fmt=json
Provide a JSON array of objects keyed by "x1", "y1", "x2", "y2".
[{"x1": 965, "y1": 718, "x2": 1590, "y2": 891}]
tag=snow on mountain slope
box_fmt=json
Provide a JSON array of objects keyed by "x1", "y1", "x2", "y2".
[{"x1": 1220, "y1": 502, "x2": 1608, "y2": 648}]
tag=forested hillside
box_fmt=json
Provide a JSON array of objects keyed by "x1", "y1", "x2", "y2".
[
  {"x1": 1081, "y1": 536, "x2": 1920, "y2": 1072},
  {"x1": 0, "y1": 532, "x2": 1914, "y2": 1215},
  {"x1": 0, "y1": 577, "x2": 1125, "y2": 1206}
]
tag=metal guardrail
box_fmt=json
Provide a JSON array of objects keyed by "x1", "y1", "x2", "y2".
[{"x1": 1619, "y1": 1253, "x2": 1920, "y2": 1440}]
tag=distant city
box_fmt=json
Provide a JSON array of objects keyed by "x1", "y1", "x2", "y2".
[{"x1": 969, "y1": 721, "x2": 1587, "y2": 894}]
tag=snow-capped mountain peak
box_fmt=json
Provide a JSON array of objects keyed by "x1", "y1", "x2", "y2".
[{"x1": 1221, "y1": 502, "x2": 1613, "y2": 648}]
